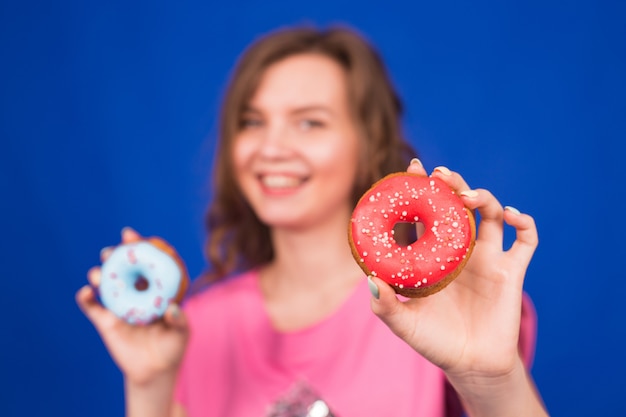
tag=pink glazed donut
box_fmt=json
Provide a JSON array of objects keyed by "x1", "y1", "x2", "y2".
[
  {"x1": 99, "y1": 237, "x2": 189, "y2": 325},
  {"x1": 349, "y1": 173, "x2": 476, "y2": 298}
]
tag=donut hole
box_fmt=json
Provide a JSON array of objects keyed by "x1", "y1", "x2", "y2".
[
  {"x1": 134, "y1": 275, "x2": 150, "y2": 291},
  {"x1": 393, "y1": 221, "x2": 424, "y2": 246}
]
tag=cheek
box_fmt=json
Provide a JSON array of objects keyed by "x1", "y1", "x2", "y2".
[
  {"x1": 231, "y1": 137, "x2": 255, "y2": 174},
  {"x1": 231, "y1": 137, "x2": 245, "y2": 167},
  {"x1": 312, "y1": 134, "x2": 360, "y2": 183},
  {"x1": 336, "y1": 134, "x2": 360, "y2": 174},
  {"x1": 230, "y1": 138, "x2": 255, "y2": 194},
  {"x1": 340, "y1": 136, "x2": 363, "y2": 198}
]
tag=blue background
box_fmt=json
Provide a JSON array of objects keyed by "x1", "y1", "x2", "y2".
[{"x1": 2, "y1": 0, "x2": 625, "y2": 415}]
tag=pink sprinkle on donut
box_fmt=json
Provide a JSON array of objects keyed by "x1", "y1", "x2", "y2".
[{"x1": 128, "y1": 249, "x2": 137, "y2": 264}]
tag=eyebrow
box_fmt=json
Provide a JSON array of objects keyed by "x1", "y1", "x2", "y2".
[
  {"x1": 243, "y1": 105, "x2": 335, "y2": 117},
  {"x1": 291, "y1": 105, "x2": 334, "y2": 116}
]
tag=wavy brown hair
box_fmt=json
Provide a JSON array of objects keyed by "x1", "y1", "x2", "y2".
[{"x1": 199, "y1": 25, "x2": 417, "y2": 286}]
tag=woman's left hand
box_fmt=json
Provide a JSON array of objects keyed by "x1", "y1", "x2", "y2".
[{"x1": 369, "y1": 161, "x2": 546, "y2": 415}]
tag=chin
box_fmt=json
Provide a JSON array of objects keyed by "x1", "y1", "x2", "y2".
[{"x1": 256, "y1": 211, "x2": 302, "y2": 228}]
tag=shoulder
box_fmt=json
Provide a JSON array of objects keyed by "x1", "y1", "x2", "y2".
[
  {"x1": 183, "y1": 269, "x2": 260, "y2": 308},
  {"x1": 181, "y1": 269, "x2": 260, "y2": 317}
]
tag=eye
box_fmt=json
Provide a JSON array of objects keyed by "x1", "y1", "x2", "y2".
[
  {"x1": 239, "y1": 117, "x2": 263, "y2": 129},
  {"x1": 298, "y1": 119, "x2": 325, "y2": 131}
]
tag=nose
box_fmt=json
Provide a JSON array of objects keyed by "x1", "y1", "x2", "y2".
[{"x1": 257, "y1": 123, "x2": 293, "y2": 159}]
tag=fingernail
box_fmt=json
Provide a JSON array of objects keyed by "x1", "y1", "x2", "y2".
[
  {"x1": 434, "y1": 166, "x2": 452, "y2": 176},
  {"x1": 410, "y1": 158, "x2": 423, "y2": 167},
  {"x1": 459, "y1": 190, "x2": 479, "y2": 198},
  {"x1": 100, "y1": 246, "x2": 113, "y2": 257},
  {"x1": 169, "y1": 303, "x2": 181, "y2": 319},
  {"x1": 505, "y1": 206, "x2": 521, "y2": 215},
  {"x1": 367, "y1": 276, "x2": 380, "y2": 299}
]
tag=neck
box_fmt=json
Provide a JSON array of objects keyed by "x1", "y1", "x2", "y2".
[
  {"x1": 258, "y1": 204, "x2": 366, "y2": 332},
  {"x1": 262, "y1": 205, "x2": 363, "y2": 293}
]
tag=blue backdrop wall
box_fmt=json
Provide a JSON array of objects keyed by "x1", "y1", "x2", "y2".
[{"x1": 2, "y1": 1, "x2": 625, "y2": 416}]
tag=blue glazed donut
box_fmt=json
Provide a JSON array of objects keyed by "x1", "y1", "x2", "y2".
[{"x1": 99, "y1": 238, "x2": 188, "y2": 325}]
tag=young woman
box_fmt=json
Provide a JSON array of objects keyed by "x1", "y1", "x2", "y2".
[{"x1": 76, "y1": 26, "x2": 548, "y2": 417}]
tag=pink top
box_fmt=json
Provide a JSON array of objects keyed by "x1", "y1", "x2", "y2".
[{"x1": 174, "y1": 270, "x2": 537, "y2": 417}]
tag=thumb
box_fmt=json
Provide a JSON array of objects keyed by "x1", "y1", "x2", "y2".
[
  {"x1": 368, "y1": 276, "x2": 414, "y2": 340},
  {"x1": 163, "y1": 303, "x2": 189, "y2": 333}
]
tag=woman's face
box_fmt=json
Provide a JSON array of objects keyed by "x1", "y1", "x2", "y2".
[{"x1": 232, "y1": 53, "x2": 360, "y2": 231}]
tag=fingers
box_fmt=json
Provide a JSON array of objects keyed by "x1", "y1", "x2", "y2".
[
  {"x1": 75, "y1": 284, "x2": 118, "y2": 330},
  {"x1": 430, "y1": 167, "x2": 538, "y2": 261},
  {"x1": 80, "y1": 226, "x2": 141, "y2": 330},
  {"x1": 100, "y1": 247, "x2": 114, "y2": 262},
  {"x1": 78, "y1": 283, "x2": 189, "y2": 335},
  {"x1": 87, "y1": 266, "x2": 101, "y2": 287},
  {"x1": 75, "y1": 284, "x2": 97, "y2": 312},
  {"x1": 459, "y1": 188, "x2": 504, "y2": 244},
  {"x1": 100, "y1": 227, "x2": 141, "y2": 262},
  {"x1": 503, "y1": 206, "x2": 539, "y2": 266},
  {"x1": 406, "y1": 159, "x2": 427, "y2": 237},
  {"x1": 431, "y1": 166, "x2": 505, "y2": 244},
  {"x1": 368, "y1": 276, "x2": 415, "y2": 341},
  {"x1": 406, "y1": 158, "x2": 427, "y2": 176},
  {"x1": 455, "y1": 185, "x2": 537, "y2": 263},
  {"x1": 80, "y1": 226, "x2": 183, "y2": 337},
  {"x1": 122, "y1": 227, "x2": 142, "y2": 243},
  {"x1": 431, "y1": 165, "x2": 471, "y2": 191}
]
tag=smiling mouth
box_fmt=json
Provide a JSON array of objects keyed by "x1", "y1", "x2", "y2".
[{"x1": 259, "y1": 174, "x2": 307, "y2": 190}]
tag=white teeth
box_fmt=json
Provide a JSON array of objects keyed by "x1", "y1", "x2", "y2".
[{"x1": 261, "y1": 175, "x2": 302, "y2": 189}]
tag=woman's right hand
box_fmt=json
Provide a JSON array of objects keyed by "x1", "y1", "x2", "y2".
[{"x1": 75, "y1": 227, "x2": 189, "y2": 386}]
